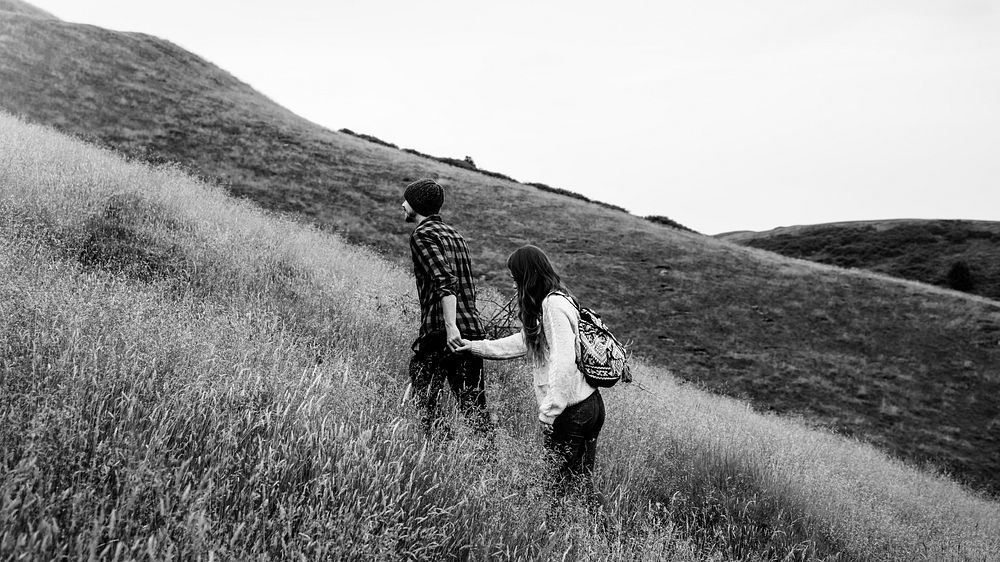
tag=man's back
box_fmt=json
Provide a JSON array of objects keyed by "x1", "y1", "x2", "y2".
[
  {"x1": 401, "y1": 178, "x2": 492, "y2": 436},
  {"x1": 409, "y1": 215, "x2": 483, "y2": 351}
]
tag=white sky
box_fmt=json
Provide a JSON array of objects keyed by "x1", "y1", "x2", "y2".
[{"x1": 27, "y1": 0, "x2": 1000, "y2": 234}]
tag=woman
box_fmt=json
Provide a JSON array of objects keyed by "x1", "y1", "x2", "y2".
[{"x1": 456, "y1": 245, "x2": 605, "y2": 490}]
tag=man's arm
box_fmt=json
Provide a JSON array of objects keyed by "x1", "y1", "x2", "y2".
[
  {"x1": 412, "y1": 231, "x2": 459, "y2": 299},
  {"x1": 442, "y1": 294, "x2": 461, "y2": 351},
  {"x1": 413, "y1": 230, "x2": 462, "y2": 349}
]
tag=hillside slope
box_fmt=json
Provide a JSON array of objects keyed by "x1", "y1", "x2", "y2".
[
  {"x1": 1, "y1": 8, "x2": 999, "y2": 494},
  {"x1": 0, "y1": 0, "x2": 54, "y2": 18},
  {"x1": 719, "y1": 219, "x2": 1000, "y2": 301},
  {"x1": 4, "y1": 112, "x2": 999, "y2": 561}
]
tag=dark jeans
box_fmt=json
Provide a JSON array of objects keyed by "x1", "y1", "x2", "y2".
[
  {"x1": 409, "y1": 340, "x2": 491, "y2": 436},
  {"x1": 545, "y1": 390, "x2": 605, "y2": 489}
]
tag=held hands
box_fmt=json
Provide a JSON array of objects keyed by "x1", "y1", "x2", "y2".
[
  {"x1": 445, "y1": 323, "x2": 463, "y2": 353},
  {"x1": 452, "y1": 337, "x2": 481, "y2": 355}
]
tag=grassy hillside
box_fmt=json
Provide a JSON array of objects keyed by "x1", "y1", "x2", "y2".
[
  {"x1": 3, "y1": 112, "x2": 1000, "y2": 561},
  {"x1": 719, "y1": 220, "x2": 1000, "y2": 301},
  {"x1": 0, "y1": 0, "x2": 54, "y2": 18},
  {"x1": 1, "y1": 7, "x2": 999, "y2": 497}
]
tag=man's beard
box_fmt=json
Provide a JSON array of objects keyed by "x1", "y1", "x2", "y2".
[{"x1": 404, "y1": 210, "x2": 417, "y2": 223}]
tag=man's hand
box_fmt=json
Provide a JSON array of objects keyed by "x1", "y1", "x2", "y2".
[
  {"x1": 453, "y1": 338, "x2": 479, "y2": 355},
  {"x1": 446, "y1": 323, "x2": 462, "y2": 352}
]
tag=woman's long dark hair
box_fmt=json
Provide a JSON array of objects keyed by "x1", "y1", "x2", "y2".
[{"x1": 507, "y1": 245, "x2": 570, "y2": 364}]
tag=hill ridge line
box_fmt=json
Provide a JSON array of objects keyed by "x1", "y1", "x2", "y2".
[{"x1": 0, "y1": 0, "x2": 57, "y2": 20}]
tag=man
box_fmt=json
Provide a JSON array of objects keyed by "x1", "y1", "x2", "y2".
[{"x1": 402, "y1": 178, "x2": 491, "y2": 435}]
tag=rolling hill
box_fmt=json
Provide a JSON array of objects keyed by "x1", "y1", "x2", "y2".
[
  {"x1": 1, "y1": 2, "x2": 999, "y2": 497},
  {"x1": 3, "y1": 110, "x2": 999, "y2": 561},
  {"x1": 718, "y1": 219, "x2": 1000, "y2": 301}
]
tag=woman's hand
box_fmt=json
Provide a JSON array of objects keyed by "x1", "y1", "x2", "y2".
[{"x1": 452, "y1": 338, "x2": 481, "y2": 355}]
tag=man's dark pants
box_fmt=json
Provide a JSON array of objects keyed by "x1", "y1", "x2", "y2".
[{"x1": 408, "y1": 337, "x2": 491, "y2": 435}]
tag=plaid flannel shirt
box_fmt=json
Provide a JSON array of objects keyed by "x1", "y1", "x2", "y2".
[{"x1": 409, "y1": 215, "x2": 484, "y2": 352}]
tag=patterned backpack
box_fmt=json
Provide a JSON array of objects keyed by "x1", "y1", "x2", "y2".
[{"x1": 551, "y1": 291, "x2": 632, "y2": 387}]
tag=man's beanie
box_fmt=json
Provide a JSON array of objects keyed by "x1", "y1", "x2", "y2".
[{"x1": 404, "y1": 179, "x2": 445, "y2": 216}]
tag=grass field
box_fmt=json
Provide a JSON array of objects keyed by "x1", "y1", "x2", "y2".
[
  {"x1": 2, "y1": 7, "x2": 999, "y2": 497},
  {"x1": 3, "y1": 113, "x2": 1000, "y2": 560}
]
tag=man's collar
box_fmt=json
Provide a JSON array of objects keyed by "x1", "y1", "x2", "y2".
[{"x1": 418, "y1": 214, "x2": 443, "y2": 226}]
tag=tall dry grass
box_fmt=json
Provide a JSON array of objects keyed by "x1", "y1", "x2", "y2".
[{"x1": 2, "y1": 112, "x2": 998, "y2": 561}]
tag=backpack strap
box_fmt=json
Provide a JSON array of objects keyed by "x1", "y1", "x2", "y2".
[{"x1": 547, "y1": 289, "x2": 579, "y2": 311}]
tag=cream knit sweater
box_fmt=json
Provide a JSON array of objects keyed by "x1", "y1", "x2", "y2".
[{"x1": 473, "y1": 293, "x2": 595, "y2": 424}]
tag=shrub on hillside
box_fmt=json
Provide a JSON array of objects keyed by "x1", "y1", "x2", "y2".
[
  {"x1": 595, "y1": 200, "x2": 630, "y2": 213},
  {"x1": 645, "y1": 215, "x2": 698, "y2": 234},
  {"x1": 943, "y1": 226, "x2": 970, "y2": 244},
  {"x1": 476, "y1": 169, "x2": 517, "y2": 182},
  {"x1": 338, "y1": 128, "x2": 399, "y2": 149},
  {"x1": 338, "y1": 130, "x2": 631, "y2": 209},
  {"x1": 399, "y1": 148, "x2": 518, "y2": 182},
  {"x1": 525, "y1": 181, "x2": 591, "y2": 203},
  {"x1": 436, "y1": 156, "x2": 477, "y2": 171},
  {"x1": 524, "y1": 182, "x2": 630, "y2": 213},
  {"x1": 946, "y1": 261, "x2": 976, "y2": 292}
]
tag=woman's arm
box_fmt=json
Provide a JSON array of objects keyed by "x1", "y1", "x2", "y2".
[{"x1": 454, "y1": 331, "x2": 527, "y2": 360}]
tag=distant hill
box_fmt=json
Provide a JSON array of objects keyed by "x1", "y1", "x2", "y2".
[
  {"x1": 1, "y1": 6, "x2": 999, "y2": 493},
  {"x1": 719, "y1": 219, "x2": 1000, "y2": 301}
]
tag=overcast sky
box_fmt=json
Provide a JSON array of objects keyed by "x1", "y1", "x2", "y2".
[{"x1": 28, "y1": 0, "x2": 1000, "y2": 234}]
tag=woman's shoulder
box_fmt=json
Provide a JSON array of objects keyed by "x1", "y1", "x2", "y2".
[{"x1": 543, "y1": 291, "x2": 578, "y2": 314}]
